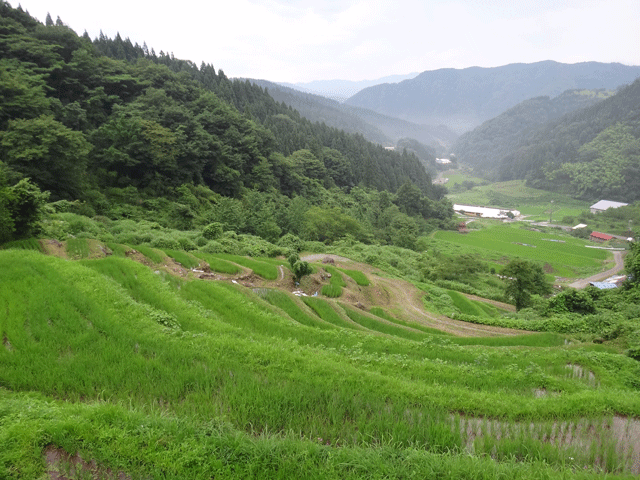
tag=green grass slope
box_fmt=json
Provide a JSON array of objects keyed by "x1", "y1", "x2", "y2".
[{"x1": 1, "y1": 250, "x2": 640, "y2": 478}]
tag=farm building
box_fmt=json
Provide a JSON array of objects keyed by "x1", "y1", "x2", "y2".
[
  {"x1": 590, "y1": 231, "x2": 613, "y2": 242},
  {"x1": 590, "y1": 275, "x2": 626, "y2": 289},
  {"x1": 453, "y1": 204, "x2": 520, "y2": 219},
  {"x1": 590, "y1": 200, "x2": 628, "y2": 214}
]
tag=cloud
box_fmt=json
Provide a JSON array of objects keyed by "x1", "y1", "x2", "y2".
[{"x1": 9, "y1": 0, "x2": 640, "y2": 82}]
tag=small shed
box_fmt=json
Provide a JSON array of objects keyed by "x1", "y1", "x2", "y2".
[
  {"x1": 590, "y1": 231, "x2": 613, "y2": 242},
  {"x1": 590, "y1": 200, "x2": 628, "y2": 214},
  {"x1": 589, "y1": 282, "x2": 619, "y2": 290}
]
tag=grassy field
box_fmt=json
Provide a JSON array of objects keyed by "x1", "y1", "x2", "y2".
[
  {"x1": 432, "y1": 223, "x2": 610, "y2": 278},
  {"x1": 129, "y1": 244, "x2": 167, "y2": 263},
  {"x1": 1, "y1": 249, "x2": 640, "y2": 478},
  {"x1": 161, "y1": 249, "x2": 203, "y2": 269},
  {"x1": 192, "y1": 252, "x2": 243, "y2": 274},
  {"x1": 320, "y1": 265, "x2": 346, "y2": 297},
  {"x1": 338, "y1": 267, "x2": 370, "y2": 286},
  {"x1": 446, "y1": 179, "x2": 590, "y2": 221},
  {"x1": 204, "y1": 253, "x2": 280, "y2": 279},
  {"x1": 0, "y1": 238, "x2": 45, "y2": 252}
]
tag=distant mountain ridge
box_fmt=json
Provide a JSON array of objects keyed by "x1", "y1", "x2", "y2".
[
  {"x1": 344, "y1": 61, "x2": 640, "y2": 134},
  {"x1": 280, "y1": 72, "x2": 420, "y2": 102},
  {"x1": 249, "y1": 79, "x2": 457, "y2": 150}
]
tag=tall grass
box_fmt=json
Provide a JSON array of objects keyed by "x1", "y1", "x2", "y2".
[
  {"x1": 206, "y1": 253, "x2": 279, "y2": 279},
  {"x1": 341, "y1": 304, "x2": 428, "y2": 341},
  {"x1": 447, "y1": 290, "x2": 499, "y2": 317},
  {"x1": 4, "y1": 389, "x2": 621, "y2": 480},
  {"x1": 66, "y1": 237, "x2": 90, "y2": 259},
  {"x1": 321, "y1": 284, "x2": 343, "y2": 298},
  {"x1": 256, "y1": 289, "x2": 337, "y2": 330},
  {"x1": 301, "y1": 297, "x2": 363, "y2": 330},
  {"x1": 2, "y1": 250, "x2": 640, "y2": 477},
  {"x1": 321, "y1": 265, "x2": 346, "y2": 297},
  {"x1": 369, "y1": 307, "x2": 449, "y2": 335},
  {"x1": 161, "y1": 249, "x2": 202, "y2": 269},
  {"x1": 106, "y1": 242, "x2": 128, "y2": 257},
  {"x1": 192, "y1": 252, "x2": 243, "y2": 274},
  {"x1": 0, "y1": 237, "x2": 44, "y2": 252},
  {"x1": 338, "y1": 268, "x2": 370, "y2": 286},
  {"x1": 129, "y1": 244, "x2": 166, "y2": 263}
]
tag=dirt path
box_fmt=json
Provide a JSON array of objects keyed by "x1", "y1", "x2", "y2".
[
  {"x1": 304, "y1": 254, "x2": 529, "y2": 337},
  {"x1": 375, "y1": 275, "x2": 527, "y2": 337},
  {"x1": 568, "y1": 250, "x2": 626, "y2": 289}
]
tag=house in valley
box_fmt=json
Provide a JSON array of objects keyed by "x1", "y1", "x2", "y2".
[{"x1": 590, "y1": 231, "x2": 613, "y2": 242}]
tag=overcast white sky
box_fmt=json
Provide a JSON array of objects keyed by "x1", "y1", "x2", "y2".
[{"x1": 8, "y1": 0, "x2": 640, "y2": 83}]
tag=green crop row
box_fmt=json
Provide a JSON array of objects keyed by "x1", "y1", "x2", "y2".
[
  {"x1": 2, "y1": 250, "x2": 640, "y2": 477},
  {"x1": 338, "y1": 268, "x2": 370, "y2": 286},
  {"x1": 192, "y1": 252, "x2": 243, "y2": 274},
  {"x1": 206, "y1": 253, "x2": 279, "y2": 279}
]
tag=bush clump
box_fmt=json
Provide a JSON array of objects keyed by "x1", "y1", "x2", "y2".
[{"x1": 202, "y1": 222, "x2": 223, "y2": 240}]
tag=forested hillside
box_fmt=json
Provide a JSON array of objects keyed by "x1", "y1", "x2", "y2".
[
  {"x1": 495, "y1": 78, "x2": 640, "y2": 202},
  {"x1": 345, "y1": 61, "x2": 640, "y2": 133},
  {"x1": 454, "y1": 89, "x2": 613, "y2": 175},
  {"x1": 0, "y1": 2, "x2": 453, "y2": 246},
  {"x1": 249, "y1": 79, "x2": 457, "y2": 150}
]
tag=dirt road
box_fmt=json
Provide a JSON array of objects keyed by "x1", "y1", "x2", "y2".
[{"x1": 568, "y1": 250, "x2": 626, "y2": 289}]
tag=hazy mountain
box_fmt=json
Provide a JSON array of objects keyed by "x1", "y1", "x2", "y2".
[
  {"x1": 454, "y1": 89, "x2": 614, "y2": 171},
  {"x1": 280, "y1": 72, "x2": 420, "y2": 102},
  {"x1": 344, "y1": 61, "x2": 640, "y2": 134},
  {"x1": 250, "y1": 79, "x2": 457, "y2": 149},
  {"x1": 497, "y1": 78, "x2": 640, "y2": 202}
]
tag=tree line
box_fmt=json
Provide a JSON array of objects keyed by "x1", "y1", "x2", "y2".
[{"x1": 0, "y1": 2, "x2": 454, "y2": 246}]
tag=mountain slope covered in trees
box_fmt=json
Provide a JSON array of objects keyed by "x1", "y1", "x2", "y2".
[
  {"x1": 495, "y1": 78, "x2": 640, "y2": 202},
  {"x1": 453, "y1": 89, "x2": 613, "y2": 174},
  {"x1": 249, "y1": 79, "x2": 457, "y2": 150},
  {"x1": 0, "y1": 2, "x2": 453, "y2": 246},
  {"x1": 345, "y1": 61, "x2": 640, "y2": 134}
]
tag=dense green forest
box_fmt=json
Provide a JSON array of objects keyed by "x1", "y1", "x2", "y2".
[
  {"x1": 0, "y1": 2, "x2": 453, "y2": 245},
  {"x1": 453, "y1": 89, "x2": 613, "y2": 174},
  {"x1": 455, "y1": 79, "x2": 640, "y2": 202},
  {"x1": 248, "y1": 79, "x2": 457, "y2": 151},
  {"x1": 501, "y1": 78, "x2": 640, "y2": 202}
]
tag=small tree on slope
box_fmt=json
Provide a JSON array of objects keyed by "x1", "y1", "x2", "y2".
[{"x1": 502, "y1": 259, "x2": 552, "y2": 311}]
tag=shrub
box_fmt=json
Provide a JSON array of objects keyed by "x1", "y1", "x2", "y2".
[
  {"x1": 195, "y1": 236, "x2": 208, "y2": 247},
  {"x1": 626, "y1": 346, "x2": 640, "y2": 361},
  {"x1": 277, "y1": 233, "x2": 303, "y2": 253},
  {"x1": 202, "y1": 222, "x2": 223, "y2": 240},
  {"x1": 200, "y1": 240, "x2": 224, "y2": 254},
  {"x1": 150, "y1": 237, "x2": 181, "y2": 250},
  {"x1": 177, "y1": 237, "x2": 197, "y2": 251},
  {"x1": 288, "y1": 253, "x2": 313, "y2": 282},
  {"x1": 546, "y1": 289, "x2": 596, "y2": 315}
]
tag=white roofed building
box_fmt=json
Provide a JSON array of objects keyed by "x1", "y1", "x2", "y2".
[
  {"x1": 590, "y1": 200, "x2": 628, "y2": 214},
  {"x1": 453, "y1": 204, "x2": 520, "y2": 219}
]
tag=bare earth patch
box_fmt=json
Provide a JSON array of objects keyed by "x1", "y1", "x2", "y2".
[{"x1": 44, "y1": 446, "x2": 131, "y2": 480}]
